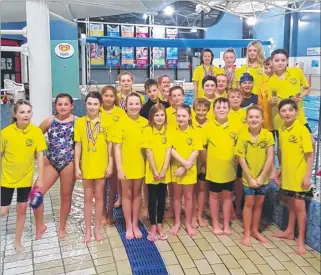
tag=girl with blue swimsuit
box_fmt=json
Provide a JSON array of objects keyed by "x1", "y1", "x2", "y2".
[{"x1": 33, "y1": 93, "x2": 77, "y2": 239}]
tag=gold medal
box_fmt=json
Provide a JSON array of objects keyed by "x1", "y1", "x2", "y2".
[{"x1": 86, "y1": 115, "x2": 101, "y2": 153}]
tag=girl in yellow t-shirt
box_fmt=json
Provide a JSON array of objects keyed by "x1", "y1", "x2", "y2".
[
  {"x1": 117, "y1": 71, "x2": 145, "y2": 110},
  {"x1": 170, "y1": 105, "x2": 203, "y2": 237},
  {"x1": 74, "y1": 92, "x2": 113, "y2": 243},
  {"x1": 237, "y1": 41, "x2": 265, "y2": 95},
  {"x1": 165, "y1": 86, "x2": 185, "y2": 219},
  {"x1": 113, "y1": 93, "x2": 148, "y2": 240},
  {"x1": 101, "y1": 86, "x2": 126, "y2": 226},
  {"x1": 142, "y1": 104, "x2": 172, "y2": 241},
  {"x1": 1, "y1": 100, "x2": 47, "y2": 251},
  {"x1": 157, "y1": 74, "x2": 171, "y2": 103},
  {"x1": 192, "y1": 49, "x2": 220, "y2": 97}
]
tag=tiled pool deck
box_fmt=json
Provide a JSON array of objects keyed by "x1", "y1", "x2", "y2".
[{"x1": 1, "y1": 178, "x2": 320, "y2": 275}]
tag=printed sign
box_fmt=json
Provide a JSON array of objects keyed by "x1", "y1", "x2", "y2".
[
  {"x1": 136, "y1": 26, "x2": 149, "y2": 66},
  {"x1": 166, "y1": 28, "x2": 178, "y2": 66},
  {"x1": 89, "y1": 23, "x2": 105, "y2": 65},
  {"x1": 307, "y1": 47, "x2": 321, "y2": 56},
  {"x1": 106, "y1": 25, "x2": 121, "y2": 67},
  {"x1": 121, "y1": 25, "x2": 134, "y2": 65},
  {"x1": 153, "y1": 26, "x2": 166, "y2": 66},
  {"x1": 55, "y1": 43, "x2": 75, "y2": 59}
]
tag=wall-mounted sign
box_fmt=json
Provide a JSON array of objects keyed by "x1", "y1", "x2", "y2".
[
  {"x1": 55, "y1": 43, "x2": 75, "y2": 59},
  {"x1": 307, "y1": 47, "x2": 320, "y2": 56}
]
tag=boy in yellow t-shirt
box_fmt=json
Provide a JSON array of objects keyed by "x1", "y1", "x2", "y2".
[
  {"x1": 192, "y1": 98, "x2": 210, "y2": 228},
  {"x1": 273, "y1": 99, "x2": 313, "y2": 255},
  {"x1": 235, "y1": 105, "x2": 274, "y2": 247},
  {"x1": 201, "y1": 97, "x2": 238, "y2": 235}
]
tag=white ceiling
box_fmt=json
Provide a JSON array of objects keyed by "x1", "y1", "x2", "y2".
[{"x1": 0, "y1": 0, "x2": 320, "y2": 23}]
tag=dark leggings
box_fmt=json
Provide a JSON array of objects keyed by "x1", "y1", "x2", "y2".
[{"x1": 148, "y1": 183, "x2": 167, "y2": 225}]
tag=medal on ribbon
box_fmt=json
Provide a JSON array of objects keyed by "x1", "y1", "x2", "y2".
[
  {"x1": 86, "y1": 115, "x2": 101, "y2": 152},
  {"x1": 224, "y1": 67, "x2": 235, "y2": 88},
  {"x1": 203, "y1": 65, "x2": 214, "y2": 77}
]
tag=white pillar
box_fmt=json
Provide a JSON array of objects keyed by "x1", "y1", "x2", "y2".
[{"x1": 26, "y1": 0, "x2": 52, "y2": 125}]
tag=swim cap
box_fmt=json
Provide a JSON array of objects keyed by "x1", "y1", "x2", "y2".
[{"x1": 240, "y1": 73, "x2": 254, "y2": 83}]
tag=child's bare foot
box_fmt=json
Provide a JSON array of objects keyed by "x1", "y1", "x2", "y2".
[
  {"x1": 241, "y1": 237, "x2": 251, "y2": 247},
  {"x1": 14, "y1": 242, "x2": 23, "y2": 252},
  {"x1": 252, "y1": 231, "x2": 268, "y2": 244},
  {"x1": 95, "y1": 230, "x2": 104, "y2": 242},
  {"x1": 212, "y1": 224, "x2": 224, "y2": 235},
  {"x1": 84, "y1": 231, "x2": 91, "y2": 243},
  {"x1": 272, "y1": 230, "x2": 294, "y2": 240},
  {"x1": 101, "y1": 216, "x2": 108, "y2": 226},
  {"x1": 296, "y1": 241, "x2": 307, "y2": 255},
  {"x1": 170, "y1": 224, "x2": 180, "y2": 235},
  {"x1": 114, "y1": 198, "x2": 122, "y2": 208},
  {"x1": 197, "y1": 216, "x2": 207, "y2": 227},
  {"x1": 133, "y1": 227, "x2": 142, "y2": 239},
  {"x1": 224, "y1": 227, "x2": 232, "y2": 235},
  {"x1": 35, "y1": 224, "x2": 47, "y2": 240},
  {"x1": 191, "y1": 217, "x2": 199, "y2": 228},
  {"x1": 186, "y1": 225, "x2": 196, "y2": 237},
  {"x1": 125, "y1": 229, "x2": 134, "y2": 240},
  {"x1": 58, "y1": 229, "x2": 67, "y2": 239}
]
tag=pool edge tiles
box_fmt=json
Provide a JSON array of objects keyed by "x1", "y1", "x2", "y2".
[{"x1": 113, "y1": 207, "x2": 169, "y2": 275}]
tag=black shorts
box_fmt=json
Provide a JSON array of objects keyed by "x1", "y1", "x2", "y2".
[
  {"x1": 198, "y1": 173, "x2": 206, "y2": 181},
  {"x1": 279, "y1": 188, "x2": 314, "y2": 201},
  {"x1": 237, "y1": 165, "x2": 242, "y2": 178},
  {"x1": 1, "y1": 187, "x2": 31, "y2": 207},
  {"x1": 208, "y1": 181, "x2": 234, "y2": 193}
]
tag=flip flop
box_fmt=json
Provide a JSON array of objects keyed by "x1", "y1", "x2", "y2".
[
  {"x1": 158, "y1": 233, "x2": 168, "y2": 241},
  {"x1": 147, "y1": 233, "x2": 158, "y2": 242}
]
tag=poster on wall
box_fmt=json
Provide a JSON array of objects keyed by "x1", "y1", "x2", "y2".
[
  {"x1": 121, "y1": 25, "x2": 134, "y2": 65},
  {"x1": 166, "y1": 28, "x2": 178, "y2": 66},
  {"x1": 136, "y1": 26, "x2": 149, "y2": 66},
  {"x1": 153, "y1": 26, "x2": 165, "y2": 66},
  {"x1": 106, "y1": 25, "x2": 120, "y2": 67},
  {"x1": 89, "y1": 23, "x2": 105, "y2": 65}
]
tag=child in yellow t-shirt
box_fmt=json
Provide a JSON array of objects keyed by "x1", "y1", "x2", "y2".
[
  {"x1": 192, "y1": 98, "x2": 210, "y2": 228},
  {"x1": 215, "y1": 74, "x2": 229, "y2": 98},
  {"x1": 1, "y1": 100, "x2": 47, "y2": 251},
  {"x1": 142, "y1": 104, "x2": 172, "y2": 241},
  {"x1": 112, "y1": 93, "x2": 149, "y2": 240},
  {"x1": 228, "y1": 88, "x2": 246, "y2": 218},
  {"x1": 235, "y1": 105, "x2": 274, "y2": 247},
  {"x1": 74, "y1": 92, "x2": 113, "y2": 243},
  {"x1": 101, "y1": 85, "x2": 126, "y2": 226},
  {"x1": 170, "y1": 105, "x2": 203, "y2": 237},
  {"x1": 201, "y1": 97, "x2": 238, "y2": 235},
  {"x1": 273, "y1": 99, "x2": 313, "y2": 255},
  {"x1": 165, "y1": 86, "x2": 185, "y2": 219}
]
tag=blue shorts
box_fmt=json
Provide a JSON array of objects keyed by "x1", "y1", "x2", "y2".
[{"x1": 243, "y1": 184, "x2": 270, "y2": 196}]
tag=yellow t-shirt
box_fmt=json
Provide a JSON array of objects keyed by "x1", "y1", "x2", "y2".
[
  {"x1": 166, "y1": 106, "x2": 177, "y2": 129},
  {"x1": 202, "y1": 120, "x2": 238, "y2": 183},
  {"x1": 228, "y1": 108, "x2": 247, "y2": 133},
  {"x1": 236, "y1": 64, "x2": 264, "y2": 95},
  {"x1": 112, "y1": 115, "x2": 148, "y2": 179},
  {"x1": 192, "y1": 65, "x2": 220, "y2": 97},
  {"x1": 74, "y1": 115, "x2": 110, "y2": 179},
  {"x1": 1, "y1": 123, "x2": 47, "y2": 188},
  {"x1": 142, "y1": 126, "x2": 172, "y2": 184},
  {"x1": 215, "y1": 67, "x2": 240, "y2": 88},
  {"x1": 101, "y1": 106, "x2": 126, "y2": 136},
  {"x1": 258, "y1": 74, "x2": 273, "y2": 131},
  {"x1": 235, "y1": 128, "x2": 275, "y2": 187},
  {"x1": 279, "y1": 120, "x2": 313, "y2": 192},
  {"x1": 171, "y1": 126, "x2": 203, "y2": 185},
  {"x1": 267, "y1": 67, "x2": 309, "y2": 130}
]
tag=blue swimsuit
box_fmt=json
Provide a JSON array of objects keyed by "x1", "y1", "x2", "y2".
[{"x1": 47, "y1": 119, "x2": 75, "y2": 173}]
